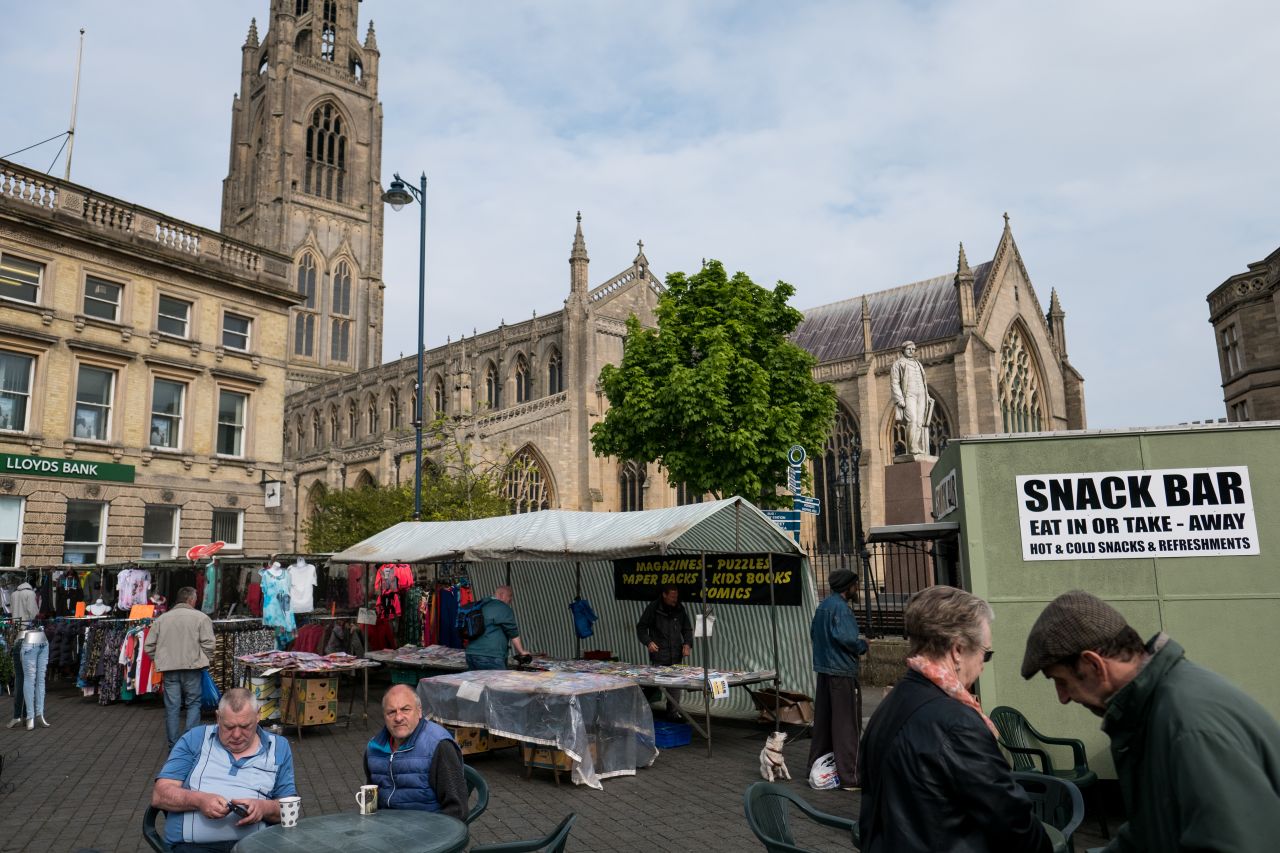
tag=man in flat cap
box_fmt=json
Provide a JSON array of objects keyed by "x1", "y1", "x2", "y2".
[
  {"x1": 1022, "y1": 590, "x2": 1280, "y2": 852},
  {"x1": 807, "y1": 568, "x2": 869, "y2": 789}
]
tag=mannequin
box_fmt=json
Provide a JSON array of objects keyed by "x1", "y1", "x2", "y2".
[
  {"x1": 18, "y1": 626, "x2": 49, "y2": 730},
  {"x1": 289, "y1": 556, "x2": 317, "y2": 613},
  {"x1": 87, "y1": 598, "x2": 111, "y2": 617}
]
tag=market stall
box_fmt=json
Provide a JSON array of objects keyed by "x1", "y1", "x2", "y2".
[{"x1": 236, "y1": 650, "x2": 379, "y2": 737}]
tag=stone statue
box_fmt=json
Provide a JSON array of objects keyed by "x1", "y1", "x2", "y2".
[{"x1": 890, "y1": 341, "x2": 934, "y2": 457}]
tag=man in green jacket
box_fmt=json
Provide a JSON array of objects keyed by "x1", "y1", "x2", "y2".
[
  {"x1": 464, "y1": 586, "x2": 532, "y2": 670},
  {"x1": 1022, "y1": 590, "x2": 1280, "y2": 852}
]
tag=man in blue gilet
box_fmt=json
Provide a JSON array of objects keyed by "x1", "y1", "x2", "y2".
[{"x1": 365, "y1": 684, "x2": 467, "y2": 818}]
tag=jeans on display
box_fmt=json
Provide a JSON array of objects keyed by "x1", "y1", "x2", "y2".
[
  {"x1": 20, "y1": 641, "x2": 48, "y2": 720},
  {"x1": 465, "y1": 653, "x2": 507, "y2": 671},
  {"x1": 163, "y1": 669, "x2": 204, "y2": 747},
  {"x1": 9, "y1": 644, "x2": 25, "y2": 721}
]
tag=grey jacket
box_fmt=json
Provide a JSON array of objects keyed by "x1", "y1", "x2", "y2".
[
  {"x1": 10, "y1": 582, "x2": 38, "y2": 622},
  {"x1": 143, "y1": 603, "x2": 215, "y2": 671}
]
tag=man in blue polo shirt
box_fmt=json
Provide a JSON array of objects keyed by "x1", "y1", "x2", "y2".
[{"x1": 152, "y1": 687, "x2": 297, "y2": 853}]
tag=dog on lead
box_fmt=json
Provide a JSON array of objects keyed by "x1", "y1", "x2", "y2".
[{"x1": 759, "y1": 731, "x2": 791, "y2": 781}]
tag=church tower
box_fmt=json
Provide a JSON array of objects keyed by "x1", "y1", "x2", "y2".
[{"x1": 221, "y1": 0, "x2": 385, "y2": 392}]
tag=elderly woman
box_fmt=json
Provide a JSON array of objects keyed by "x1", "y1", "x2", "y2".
[{"x1": 857, "y1": 586, "x2": 1050, "y2": 853}]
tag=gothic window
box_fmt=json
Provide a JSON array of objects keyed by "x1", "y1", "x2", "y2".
[
  {"x1": 514, "y1": 354, "x2": 530, "y2": 403},
  {"x1": 813, "y1": 405, "x2": 861, "y2": 553},
  {"x1": 294, "y1": 252, "x2": 317, "y2": 357},
  {"x1": 432, "y1": 376, "x2": 446, "y2": 416},
  {"x1": 312, "y1": 412, "x2": 322, "y2": 448},
  {"x1": 347, "y1": 400, "x2": 358, "y2": 438},
  {"x1": 295, "y1": 419, "x2": 305, "y2": 453},
  {"x1": 321, "y1": 0, "x2": 336, "y2": 62},
  {"x1": 258, "y1": 52, "x2": 269, "y2": 75},
  {"x1": 484, "y1": 362, "x2": 500, "y2": 409},
  {"x1": 354, "y1": 470, "x2": 376, "y2": 489},
  {"x1": 330, "y1": 260, "x2": 352, "y2": 362},
  {"x1": 388, "y1": 389, "x2": 400, "y2": 429},
  {"x1": 547, "y1": 348, "x2": 563, "y2": 394},
  {"x1": 329, "y1": 407, "x2": 340, "y2": 443},
  {"x1": 295, "y1": 0, "x2": 310, "y2": 15},
  {"x1": 305, "y1": 104, "x2": 346, "y2": 202},
  {"x1": 675, "y1": 482, "x2": 703, "y2": 506},
  {"x1": 305, "y1": 481, "x2": 327, "y2": 525},
  {"x1": 999, "y1": 323, "x2": 1046, "y2": 433},
  {"x1": 505, "y1": 447, "x2": 553, "y2": 514},
  {"x1": 410, "y1": 392, "x2": 418, "y2": 425},
  {"x1": 366, "y1": 396, "x2": 379, "y2": 435},
  {"x1": 619, "y1": 461, "x2": 646, "y2": 512},
  {"x1": 891, "y1": 401, "x2": 951, "y2": 457},
  {"x1": 294, "y1": 30, "x2": 311, "y2": 55}
]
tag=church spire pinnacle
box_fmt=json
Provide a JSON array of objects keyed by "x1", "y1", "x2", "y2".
[
  {"x1": 957, "y1": 241, "x2": 971, "y2": 276},
  {"x1": 861, "y1": 294, "x2": 873, "y2": 354},
  {"x1": 955, "y1": 241, "x2": 976, "y2": 331},
  {"x1": 569, "y1": 211, "x2": 589, "y2": 295},
  {"x1": 633, "y1": 238, "x2": 648, "y2": 267},
  {"x1": 246, "y1": 17, "x2": 259, "y2": 48},
  {"x1": 365, "y1": 20, "x2": 378, "y2": 51}
]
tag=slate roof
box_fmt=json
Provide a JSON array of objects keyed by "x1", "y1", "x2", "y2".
[{"x1": 792, "y1": 261, "x2": 992, "y2": 363}]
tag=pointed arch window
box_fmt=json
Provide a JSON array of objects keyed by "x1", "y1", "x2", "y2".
[
  {"x1": 388, "y1": 389, "x2": 401, "y2": 430},
  {"x1": 330, "y1": 260, "x2": 352, "y2": 362},
  {"x1": 547, "y1": 348, "x2": 563, "y2": 395},
  {"x1": 366, "y1": 397, "x2": 379, "y2": 435},
  {"x1": 812, "y1": 406, "x2": 860, "y2": 553},
  {"x1": 295, "y1": 419, "x2": 305, "y2": 453},
  {"x1": 305, "y1": 482, "x2": 327, "y2": 526},
  {"x1": 505, "y1": 448, "x2": 553, "y2": 514},
  {"x1": 329, "y1": 408, "x2": 340, "y2": 444},
  {"x1": 620, "y1": 461, "x2": 646, "y2": 512},
  {"x1": 433, "y1": 377, "x2": 446, "y2": 416},
  {"x1": 321, "y1": 0, "x2": 336, "y2": 62},
  {"x1": 891, "y1": 402, "x2": 952, "y2": 457},
  {"x1": 312, "y1": 412, "x2": 322, "y2": 448},
  {"x1": 347, "y1": 400, "x2": 358, "y2": 439},
  {"x1": 514, "y1": 355, "x2": 531, "y2": 403},
  {"x1": 484, "y1": 362, "x2": 500, "y2": 409},
  {"x1": 999, "y1": 324, "x2": 1046, "y2": 433},
  {"x1": 294, "y1": 253, "x2": 317, "y2": 357},
  {"x1": 305, "y1": 104, "x2": 346, "y2": 202}
]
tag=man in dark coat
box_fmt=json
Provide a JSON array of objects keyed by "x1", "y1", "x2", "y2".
[
  {"x1": 807, "y1": 568, "x2": 868, "y2": 790},
  {"x1": 636, "y1": 584, "x2": 693, "y2": 718}
]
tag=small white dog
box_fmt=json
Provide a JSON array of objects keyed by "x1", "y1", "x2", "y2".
[{"x1": 759, "y1": 731, "x2": 791, "y2": 781}]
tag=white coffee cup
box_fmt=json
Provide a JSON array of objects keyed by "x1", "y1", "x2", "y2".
[
  {"x1": 356, "y1": 785, "x2": 379, "y2": 815},
  {"x1": 279, "y1": 795, "x2": 301, "y2": 828}
]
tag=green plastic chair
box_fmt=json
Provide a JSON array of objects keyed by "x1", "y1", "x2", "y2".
[
  {"x1": 991, "y1": 706, "x2": 1107, "y2": 839},
  {"x1": 471, "y1": 813, "x2": 576, "y2": 853},
  {"x1": 141, "y1": 805, "x2": 172, "y2": 852},
  {"x1": 743, "y1": 781, "x2": 861, "y2": 852},
  {"x1": 1012, "y1": 771, "x2": 1085, "y2": 851},
  {"x1": 464, "y1": 764, "x2": 490, "y2": 825}
]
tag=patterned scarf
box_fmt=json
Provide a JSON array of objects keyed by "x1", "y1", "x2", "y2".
[{"x1": 906, "y1": 654, "x2": 1000, "y2": 738}]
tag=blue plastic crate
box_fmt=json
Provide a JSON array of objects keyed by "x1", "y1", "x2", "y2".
[{"x1": 653, "y1": 720, "x2": 692, "y2": 749}]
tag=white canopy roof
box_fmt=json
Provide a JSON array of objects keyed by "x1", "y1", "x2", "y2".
[{"x1": 330, "y1": 496, "x2": 801, "y2": 564}]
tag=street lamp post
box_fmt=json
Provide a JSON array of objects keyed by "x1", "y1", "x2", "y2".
[
  {"x1": 382, "y1": 172, "x2": 427, "y2": 520},
  {"x1": 848, "y1": 433, "x2": 873, "y2": 632},
  {"x1": 836, "y1": 447, "x2": 849, "y2": 574}
]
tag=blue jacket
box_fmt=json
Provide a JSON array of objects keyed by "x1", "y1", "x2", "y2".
[
  {"x1": 365, "y1": 719, "x2": 454, "y2": 811},
  {"x1": 810, "y1": 592, "x2": 868, "y2": 676}
]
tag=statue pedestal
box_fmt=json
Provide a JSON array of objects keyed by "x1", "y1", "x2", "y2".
[{"x1": 884, "y1": 457, "x2": 937, "y2": 525}]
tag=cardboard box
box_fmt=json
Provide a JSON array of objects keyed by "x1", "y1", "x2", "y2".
[
  {"x1": 521, "y1": 744, "x2": 573, "y2": 771},
  {"x1": 487, "y1": 733, "x2": 518, "y2": 750},
  {"x1": 447, "y1": 725, "x2": 491, "y2": 755}
]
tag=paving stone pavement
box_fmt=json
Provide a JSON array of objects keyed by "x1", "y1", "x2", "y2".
[{"x1": 0, "y1": 677, "x2": 1111, "y2": 852}]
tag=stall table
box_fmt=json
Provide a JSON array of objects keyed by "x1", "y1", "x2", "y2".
[
  {"x1": 237, "y1": 651, "x2": 379, "y2": 739},
  {"x1": 231, "y1": 811, "x2": 467, "y2": 853},
  {"x1": 417, "y1": 670, "x2": 657, "y2": 789}
]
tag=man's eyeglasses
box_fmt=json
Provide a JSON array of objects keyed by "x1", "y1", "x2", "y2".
[{"x1": 982, "y1": 648, "x2": 994, "y2": 663}]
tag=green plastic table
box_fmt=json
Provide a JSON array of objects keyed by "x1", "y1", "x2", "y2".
[{"x1": 230, "y1": 810, "x2": 468, "y2": 853}]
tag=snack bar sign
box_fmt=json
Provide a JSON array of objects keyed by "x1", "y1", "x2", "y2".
[
  {"x1": 1, "y1": 452, "x2": 135, "y2": 483},
  {"x1": 1016, "y1": 466, "x2": 1258, "y2": 561}
]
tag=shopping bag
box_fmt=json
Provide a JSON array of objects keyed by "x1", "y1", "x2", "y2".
[
  {"x1": 200, "y1": 669, "x2": 222, "y2": 711},
  {"x1": 808, "y1": 752, "x2": 840, "y2": 790}
]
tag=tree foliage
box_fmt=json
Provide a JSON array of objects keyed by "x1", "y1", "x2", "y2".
[
  {"x1": 303, "y1": 482, "x2": 412, "y2": 553},
  {"x1": 591, "y1": 259, "x2": 836, "y2": 506}
]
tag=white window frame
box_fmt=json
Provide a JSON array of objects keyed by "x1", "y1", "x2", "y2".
[
  {"x1": 149, "y1": 377, "x2": 186, "y2": 449},
  {"x1": 216, "y1": 389, "x2": 248, "y2": 458},
  {"x1": 0, "y1": 251, "x2": 44, "y2": 305},
  {"x1": 222, "y1": 312, "x2": 252, "y2": 351},
  {"x1": 141, "y1": 504, "x2": 179, "y2": 559},
  {"x1": 157, "y1": 294, "x2": 192, "y2": 338},
  {"x1": 211, "y1": 508, "x2": 243, "y2": 550},
  {"x1": 63, "y1": 500, "x2": 107, "y2": 565},
  {"x1": 83, "y1": 274, "x2": 123, "y2": 322},
  {"x1": 0, "y1": 350, "x2": 34, "y2": 433},
  {"x1": 0, "y1": 495, "x2": 23, "y2": 568},
  {"x1": 73, "y1": 364, "x2": 115, "y2": 442}
]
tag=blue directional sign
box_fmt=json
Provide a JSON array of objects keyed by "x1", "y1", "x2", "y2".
[
  {"x1": 788, "y1": 465, "x2": 801, "y2": 495},
  {"x1": 763, "y1": 509, "x2": 802, "y2": 543},
  {"x1": 793, "y1": 495, "x2": 821, "y2": 515}
]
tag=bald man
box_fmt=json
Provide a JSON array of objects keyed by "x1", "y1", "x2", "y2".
[
  {"x1": 364, "y1": 685, "x2": 467, "y2": 818},
  {"x1": 465, "y1": 585, "x2": 531, "y2": 670}
]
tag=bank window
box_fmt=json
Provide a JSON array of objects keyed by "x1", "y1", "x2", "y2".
[
  {"x1": 212, "y1": 509, "x2": 243, "y2": 549},
  {"x1": 217, "y1": 390, "x2": 247, "y2": 457},
  {"x1": 223, "y1": 312, "x2": 252, "y2": 351},
  {"x1": 0, "y1": 351, "x2": 33, "y2": 432},
  {"x1": 74, "y1": 365, "x2": 114, "y2": 441},
  {"x1": 157, "y1": 295, "x2": 192, "y2": 337},
  {"x1": 64, "y1": 500, "x2": 105, "y2": 564},
  {"x1": 0, "y1": 496, "x2": 21, "y2": 567},
  {"x1": 142, "y1": 505, "x2": 178, "y2": 559},
  {"x1": 150, "y1": 378, "x2": 185, "y2": 449},
  {"x1": 0, "y1": 252, "x2": 43, "y2": 304},
  {"x1": 83, "y1": 275, "x2": 123, "y2": 321}
]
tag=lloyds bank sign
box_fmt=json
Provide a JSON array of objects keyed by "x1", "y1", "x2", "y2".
[{"x1": 1, "y1": 452, "x2": 135, "y2": 483}]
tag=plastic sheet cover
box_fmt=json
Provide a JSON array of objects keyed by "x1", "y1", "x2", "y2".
[{"x1": 417, "y1": 670, "x2": 658, "y2": 789}]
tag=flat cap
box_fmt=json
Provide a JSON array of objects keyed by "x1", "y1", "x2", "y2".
[
  {"x1": 829, "y1": 569, "x2": 856, "y2": 593},
  {"x1": 1021, "y1": 590, "x2": 1130, "y2": 679}
]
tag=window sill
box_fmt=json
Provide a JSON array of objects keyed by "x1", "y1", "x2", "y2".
[
  {"x1": 74, "y1": 314, "x2": 134, "y2": 343},
  {"x1": 150, "y1": 330, "x2": 202, "y2": 357}
]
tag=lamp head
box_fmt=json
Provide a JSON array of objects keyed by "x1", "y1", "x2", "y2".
[{"x1": 382, "y1": 177, "x2": 413, "y2": 211}]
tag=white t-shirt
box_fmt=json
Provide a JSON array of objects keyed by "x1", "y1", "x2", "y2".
[{"x1": 289, "y1": 561, "x2": 317, "y2": 613}]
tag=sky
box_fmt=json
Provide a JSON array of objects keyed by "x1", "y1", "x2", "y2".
[{"x1": 4, "y1": 1, "x2": 1278, "y2": 429}]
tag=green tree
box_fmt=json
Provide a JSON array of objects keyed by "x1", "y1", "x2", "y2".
[
  {"x1": 591, "y1": 259, "x2": 836, "y2": 506},
  {"x1": 303, "y1": 482, "x2": 412, "y2": 552}
]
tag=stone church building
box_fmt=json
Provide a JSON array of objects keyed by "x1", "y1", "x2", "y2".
[{"x1": 222, "y1": 1, "x2": 1087, "y2": 550}]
